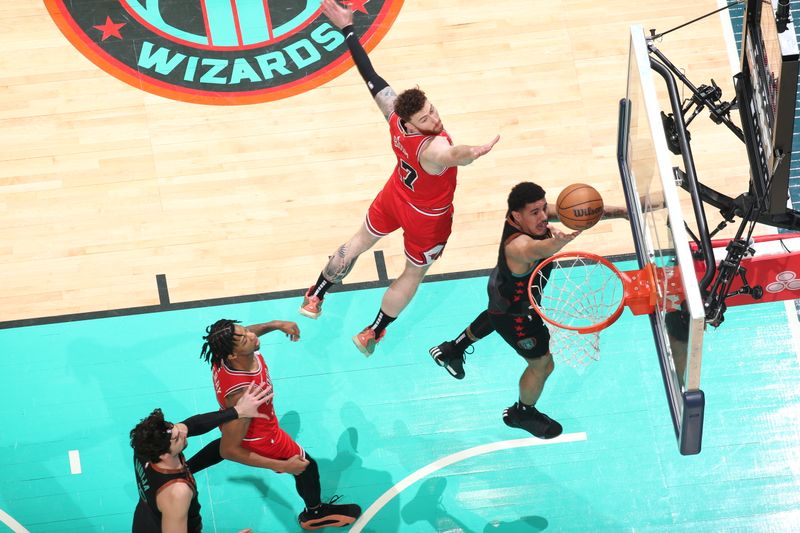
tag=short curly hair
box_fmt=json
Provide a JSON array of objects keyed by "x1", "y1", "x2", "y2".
[
  {"x1": 130, "y1": 408, "x2": 172, "y2": 464},
  {"x1": 507, "y1": 182, "x2": 546, "y2": 214},
  {"x1": 394, "y1": 88, "x2": 427, "y2": 122}
]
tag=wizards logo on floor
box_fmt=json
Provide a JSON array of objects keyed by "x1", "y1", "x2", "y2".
[{"x1": 45, "y1": 0, "x2": 402, "y2": 104}]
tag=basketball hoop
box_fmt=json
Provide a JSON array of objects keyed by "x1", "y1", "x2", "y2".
[
  {"x1": 528, "y1": 251, "x2": 659, "y2": 335},
  {"x1": 527, "y1": 251, "x2": 660, "y2": 368}
]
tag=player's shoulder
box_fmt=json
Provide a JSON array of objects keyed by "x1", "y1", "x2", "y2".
[{"x1": 157, "y1": 478, "x2": 194, "y2": 505}]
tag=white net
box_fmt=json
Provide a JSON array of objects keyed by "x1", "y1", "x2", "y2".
[
  {"x1": 532, "y1": 253, "x2": 627, "y2": 368},
  {"x1": 548, "y1": 324, "x2": 601, "y2": 370},
  {"x1": 531, "y1": 254, "x2": 626, "y2": 332}
]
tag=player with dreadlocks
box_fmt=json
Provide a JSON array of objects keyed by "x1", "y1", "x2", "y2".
[{"x1": 201, "y1": 318, "x2": 361, "y2": 531}]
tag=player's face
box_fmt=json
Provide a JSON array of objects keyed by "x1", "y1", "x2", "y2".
[
  {"x1": 514, "y1": 198, "x2": 549, "y2": 236},
  {"x1": 232, "y1": 324, "x2": 260, "y2": 355},
  {"x1": 408, "y1": 100, "x2": 443, "y2": 134}
]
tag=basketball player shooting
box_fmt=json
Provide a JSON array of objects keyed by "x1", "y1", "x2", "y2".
[
  {"x1": 299, "y1": 0, "x2": 500, "y2": 356},
  {"x1": 429, "y1": 182, "x2": 627, "y2": 438}
]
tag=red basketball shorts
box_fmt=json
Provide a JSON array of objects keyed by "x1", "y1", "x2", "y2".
[
  {"x1": 241, "y1": 428, "x2": 303, "y2": 461},
  {"x1": 365, "y1": 186, "x2": 453, "y2": 266}
]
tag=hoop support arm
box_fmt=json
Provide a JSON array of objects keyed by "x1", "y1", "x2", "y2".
[{"x1": 620, "y1": 263, "x2": 658, "y2": 315}]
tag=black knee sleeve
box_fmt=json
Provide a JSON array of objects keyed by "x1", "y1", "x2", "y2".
[{"x1": 468, "y1": 310, "x2": 494, "y2": 340}]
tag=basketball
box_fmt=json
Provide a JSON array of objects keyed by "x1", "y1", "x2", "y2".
[{"x1": 556, "y1": 183, "x2": 604, "y2": 230}]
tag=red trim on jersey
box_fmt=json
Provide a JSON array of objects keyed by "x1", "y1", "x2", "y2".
[{"x1": 155, "y1": 478, "x2": 196, "y2": 497}]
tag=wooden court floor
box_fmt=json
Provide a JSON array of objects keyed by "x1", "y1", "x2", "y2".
[{"x1": 0, "y1": 0, "x2": 750, "y2": 325}]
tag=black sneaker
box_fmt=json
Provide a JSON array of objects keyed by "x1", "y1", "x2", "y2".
[
  {"x1": 502, "y1": 404, "x2": 563, "y2": 439},
  {"x1": 429, "y1": 341, "x2": 467, "y2": 379},
  {"x1": 298, "y1": 495, "x2": 361, "y2": 530}
]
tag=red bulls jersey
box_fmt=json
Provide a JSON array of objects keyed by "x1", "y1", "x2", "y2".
[
  {"x1": 212, "y1": 352, "x2": 276, "y2": 442},
  {"x1": 387, "y1": 112, "x2": 458, "y2": 212}
]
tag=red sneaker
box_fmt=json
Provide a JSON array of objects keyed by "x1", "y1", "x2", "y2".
[
  {"x1": 352, "y1": 327, "x2": 386, "y2": 357},
  {"x1": 299, "y1": 287, "x2": 323, "y2": 319}
]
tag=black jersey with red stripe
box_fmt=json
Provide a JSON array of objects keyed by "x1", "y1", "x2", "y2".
[
  {"x1": 132, "y1": 454, "x2": 201, "y2": 532},
  {"x1": 487, "y1": 217, "x2": 553, "y2": 315}
]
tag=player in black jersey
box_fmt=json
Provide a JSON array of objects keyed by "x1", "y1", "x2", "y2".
[
  {"x1": 130, "y1": 383, "x2": 270, "y2": 532},
  {"x1": 429, "y1": 182, "x2": 626, "y2": 438}
]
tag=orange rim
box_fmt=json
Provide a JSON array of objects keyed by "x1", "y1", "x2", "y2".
[{"x1": 527, "y1": 251, "x2": 627, "y2": 334}]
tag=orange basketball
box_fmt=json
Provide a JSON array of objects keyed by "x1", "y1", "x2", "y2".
[{"x1": 556, "y1": 183, "x2": 604, "y2": 230}]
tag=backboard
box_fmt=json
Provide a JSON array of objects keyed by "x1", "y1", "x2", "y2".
[{"x1": 617, "y1": 26, "x2": 706, "y2": 455}]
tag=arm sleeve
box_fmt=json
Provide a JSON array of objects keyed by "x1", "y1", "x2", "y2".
[
  {"x1": 341, "y1": 24, "x2": 389, "y2": 97},
  {"x1": 181, "y1": 407, "x2": 238, "y2": 437},
  {"x1": 186, "y1": 438, "x2": 223, "y2": 474}
]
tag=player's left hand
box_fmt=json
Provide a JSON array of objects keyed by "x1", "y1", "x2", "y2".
[{"x1": 275, "y1": 320, "x2": 300, "y2": 341}]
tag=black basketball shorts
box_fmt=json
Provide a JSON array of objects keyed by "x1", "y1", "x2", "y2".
[{"x1": 488, "y1": 310, "x2": 550, "y2": 359}]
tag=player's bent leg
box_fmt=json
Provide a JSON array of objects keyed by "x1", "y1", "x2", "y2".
[
  {"x1": 519, "y1": 352, "x2": 554, "y2": 406},
  {"x1": 380, "y1": 260, "x2": 430, "y2": 317},
  {"x1": 301, "y1": 225, "x2": 382, "y2": 319},
  {"x1": 353, "y1": 261, "x2": 430, "y2": 356},
  {"x1": 324, "y1": 224, "x2": 381, "y2": 284}
]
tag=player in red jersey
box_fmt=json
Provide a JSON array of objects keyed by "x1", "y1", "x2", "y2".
[
  {"x1": 299, "y1": 0, "x2": 500, "y2": 356},
  {"x1": 201, "y1": 318, "x2": 361, "y2": 531}
]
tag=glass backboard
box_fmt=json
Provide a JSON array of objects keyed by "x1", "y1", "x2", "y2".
[{"x1": 617, "y1": 26, "x2": 706, "y2": 455}]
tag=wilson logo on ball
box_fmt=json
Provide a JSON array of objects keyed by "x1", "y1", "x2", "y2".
[
  {"x1": 571, "y1": 207, "x2": 604, "y2": 217},
  {"x1": 44, "y1": 0, "x2": 403, "y2": 105}
]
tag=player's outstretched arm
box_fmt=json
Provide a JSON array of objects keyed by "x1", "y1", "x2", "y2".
[
  {"x1": 509, "y1": 228, "x2": 581, "y2": 263},
  {"x1": 245, "y1": 320, "x2": 300, "y2": 341},
  {"x1": 421, "y1": 134, "x2": 500, "y2": 171},
  {"x1": 174, "y1": 383, "x2": 272, "y2": 439},
  {"x1": 322, "y1": 0, "x2": 396, "y2": 120},
  {"x1": 602, "y1": 204, "x2": 629, "y2": 220}
]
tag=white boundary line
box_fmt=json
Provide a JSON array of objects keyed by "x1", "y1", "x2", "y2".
[
  {"x1": 68, "y1": 450, "x2": 82, "y2": 475},
  {"x1": 0, "y1": 510, "x2": 30, "y2": 533},
  {"x1": 350, "y1": 432, "x2": 588, "y2": 532}
]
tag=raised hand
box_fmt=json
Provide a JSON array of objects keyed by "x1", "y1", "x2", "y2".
[
  {"x1": 322, "y1": 0, "x2": 353, "y2": 29},
  {"x1": 549, "y1": 226, "x2": 581, "y2": 243},
  {"x1": 470, "y1": 134, "x2": 500, "y2": 159},
  {"x1": 275, "y1": 320, "x2": 300, "y2": 341}
]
